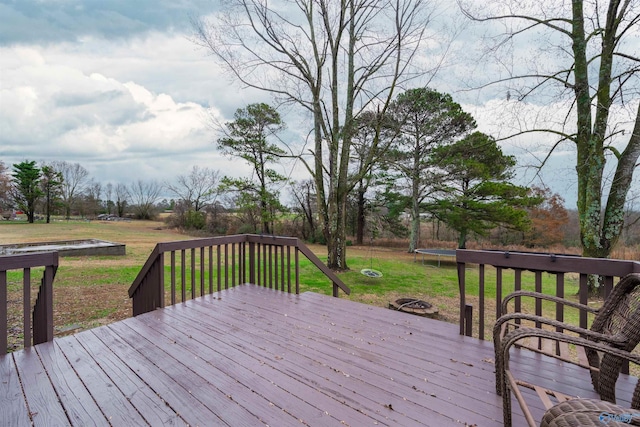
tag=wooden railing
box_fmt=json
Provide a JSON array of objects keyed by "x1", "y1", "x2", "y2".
[
  {"x1": 0, "y1": 252, "x2": 58, "y2": 352},
  {"x1": 128, "y1": 234, "x2": 350, "y2": 316},
  {"x1": 456, "y1": 249, "x2": 640, "y2": 339}
]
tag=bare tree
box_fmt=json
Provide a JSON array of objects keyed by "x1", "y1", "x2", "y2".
[
  {"x1": 40, "y1": 164, "x2": 63, "y2": 224},
  {"x1": 165, "y1": 166, "x2": 221, "y2": 212},
  {"x1": 290, "y1": 179, "x2": 317, "y2": 241},
  {"x1": 105, "y1": 183, "x2": 114, "y2": 215},
  {"x1": 0, "y1": 162, "x2": 12, "y2": 214},
  {"x1": 51, "y1": 161, "x2": 90, "y2": 219},
  {"x1": 194, "y1": 0, "x2": 441, "y2": 270},
  {"x1": 129, "y1": 180, "x2": 162, "y2": 220},
  {"x1": 82, "y1": 180, "x2": 102, "y2": 218},
  {"x1": 114, "y1": 183, "x2": 129, "y2": 218},
  {"x1": 459, "y1": 0, "x2": 640, "y2": 264}
]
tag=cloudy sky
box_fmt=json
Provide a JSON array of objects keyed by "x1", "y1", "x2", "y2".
[
  {"x1": 1, "y1": 0, "x2": 267, "y2": 194},
  {"x1": 1, "y1": 0, "x2": 634, "y2": 208}
]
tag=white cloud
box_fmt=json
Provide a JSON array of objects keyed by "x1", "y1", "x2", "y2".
[{"x1": 0, "y1": 38, "x2": 260, "y2": 188}]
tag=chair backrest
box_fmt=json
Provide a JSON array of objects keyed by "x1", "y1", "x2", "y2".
[
  {"x1": 591, "y1": 273, "x2": 640, "y2": 344},
  {"x1": 588, "y1": 273, "x2": 640, "y2": 407}
]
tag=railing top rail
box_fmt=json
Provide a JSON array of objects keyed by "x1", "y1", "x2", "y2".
[
  {"x1": 129, "y1": 244, "x2": 161, "y2": 297},
  {"x1": 456, "y1": 249, "x2": 640, "y2": 276},
  {"x1": 296, "y1": 244, "x2": 350, "y2": 295},
  {"x1": 156, "y1": 234, "x2": 248, "y2": 253},
  {"x1": 0, "y1": 251, "x2": 59, "y2": 271},
  {"x1": 155, "y1": 234, "x2": 302, "y2": 253}
]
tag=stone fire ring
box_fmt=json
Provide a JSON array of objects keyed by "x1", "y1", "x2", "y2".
[{"x1": 388, "y1": 298, "x2": 439, "y2": 317}]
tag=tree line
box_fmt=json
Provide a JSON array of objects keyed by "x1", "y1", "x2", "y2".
[
  {"x1": 1, "y1": 89, "x2": 575, "y2": 254},
  {"x1": 192, "y1": 0, "x2": 640, "y2": 270},
  {"x1": 0, "y1": 160, "x2": 161, "y2": 223}
]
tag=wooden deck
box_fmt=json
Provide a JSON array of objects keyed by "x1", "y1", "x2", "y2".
[{"x1": 2, "y1": 284, "x2": 637, "y2": 426}]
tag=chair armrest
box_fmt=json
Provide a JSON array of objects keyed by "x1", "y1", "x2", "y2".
[
  {"x1": 501, "y1": 327, "x2": 640, "y2": 405},
  {"x1": 494, "y1": 312, "x2": 627, "y2": 346},
  {"x1": 501, "y1": 290, "x2": 599, "y2": 317}
]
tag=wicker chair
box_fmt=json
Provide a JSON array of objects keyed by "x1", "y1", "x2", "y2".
[
  {"x1": 540, "y1": 399, "x2": 640, "y2": 426},
  {"x1": 493, "y1": 273, "x2": 640, "y2": 426}
]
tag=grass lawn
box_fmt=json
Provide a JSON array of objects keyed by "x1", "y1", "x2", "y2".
[{"x1": 0, "y1": 218, "x2": 589, "y2": 349}]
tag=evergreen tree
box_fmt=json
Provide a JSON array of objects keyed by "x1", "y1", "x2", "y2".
[
  {"x1": 428, "y1": 132, "x2": 542, "y2": 248},
  {"x1": 11, "y1": 160, "x2": 43, "y2": 223}
]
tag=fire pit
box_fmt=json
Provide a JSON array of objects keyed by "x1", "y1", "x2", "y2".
[{"x1": 389, "y1": 298, "x2": 438, "y2": 317}]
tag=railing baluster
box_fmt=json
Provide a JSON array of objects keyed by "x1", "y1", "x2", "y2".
[
  {"x1": 224, "y1": 244, "x2": 229, "y2": 290},
  {"x1": 496, "y1": 267, "x2": 503, "y2": 322},
  {"x1": 579, "y1": 273, "x2": 588, "y2": 329},
  {"x1": 23, "y1": 268, "x2": 31, "y2": 348},
  {"x1": 208, "y1": 246, "x2": 213, "y2": 294},
  {"x1": 479, "y1": 264, "x2": 485, "y2": 340},
  {"x1": 286, "y1": 246, "x2": 291, "y2": 293},
  {"x1": 171, "y1": 251, "x2": 176, "y2": 306},
  {"x1": 514, "y1": 269, "x2": 522, "y2": 324},
  {"x1": 191, "y1": 248, "x2": 196, "y2": 300},
  {"x1": 216, "y1": 245, "x2": 221, "y2": 292},
  {"x1": 269, "y1": 245, "x2": 274, "y2": 289},
  {"x1": 464, "y1": 304, "x2": 473, "y2": 337},
  {"x1": 200, "y1": 247, "x2": 205, "y2": 297},
  {"x1": 535, "y1": 271, "x2": 543, "y2": 350},
  {"x1": 556, "y1": 273, "x2": 564, "y2": 328},
  {"x1": 535, "y1": 271, "x2": 543, "y2": 329},
  {"x1": 273, "y1": 245, "x2": 278, "y2": 290},
  {"x1": 603, "y1": 275, "x2": 614, "y2": 299},
  {"x1": 295, "y1": 248, "x2": 300, "y2": 295},
  {"x1": 457, "y1": 259, "x2": 467, "y2": 336},
  {"x1": 262, "y1": 244, "x2": 267, "y2": 287},
  {"x1": 0, "y1": 271, "x2": 6, "y2": 352},
  {"x1": 181, "y1": 250, "x2": 186, "y2": 303},
  {"x1": 231, "y1": 243, "x2": 236, "y2": 287}
]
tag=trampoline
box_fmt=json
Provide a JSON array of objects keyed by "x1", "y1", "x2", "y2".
[{"x1": 413, "y1": 248, "x2": 456, "y2": 267}]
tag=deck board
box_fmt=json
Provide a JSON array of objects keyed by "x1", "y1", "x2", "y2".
[
  {"x1": 34, "y1": 341, "x2": 107, "y2": 426},
  {"x1": 0, "y1": 352, "x2": 31, "y2": 426},
  {"x1": 76, "y1": 331, "x2": 181, "y2": 426},
  {"x1": 12, "y1": 347, "x2": 69, "y2": 426},
  {"x1": 55, "y1": 334, "x2": 148, "y2": 426},
  {"x1": 2, "y1": 284, "x2": 638, "y2": 426}
]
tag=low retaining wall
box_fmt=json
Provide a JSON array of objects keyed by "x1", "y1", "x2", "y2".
[{"x1": 0, "y1": 239, "x2": 126, "y2": 257}]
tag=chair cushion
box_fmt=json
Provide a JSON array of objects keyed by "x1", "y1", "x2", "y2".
[{"x1": 540, "y1": 398, "x2": 640, "y2": 426}]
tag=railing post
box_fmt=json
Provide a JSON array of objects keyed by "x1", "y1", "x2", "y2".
[
  {"x1": 157, "y1": 253, "x2": 165, "y2": 309},
  {"x1": 33, "y1": 263, "x2": 55, "y2": 345},
  {"x1": 457, "y1": 259, "x2": 466, "y2": 335},
  {"x1": 0, "y1": 271, "x2": 6, "y2": 352},
  {"x1": 249, "y1": 241, "x2": 256, "y2": 285},
  {"x1": 464, "y1": 304, "x2": 473, "y2": 337}
]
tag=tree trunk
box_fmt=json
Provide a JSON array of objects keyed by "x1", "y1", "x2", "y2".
[
  {"x1": 409, "y1": 176, "x2": 420, "y2": 252},
  {"x1": 356, "y1": 189, "x2": 365, "y2": 245},
  {"x1": 45, "y1": 188, "x2": 51, "y2": 224},
  {"x1": 325, "y1": 195, "x2": 349, "y2": 271},
  {"x1": 458, "y1": 230, "x2": 467, "y2": 249}
]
